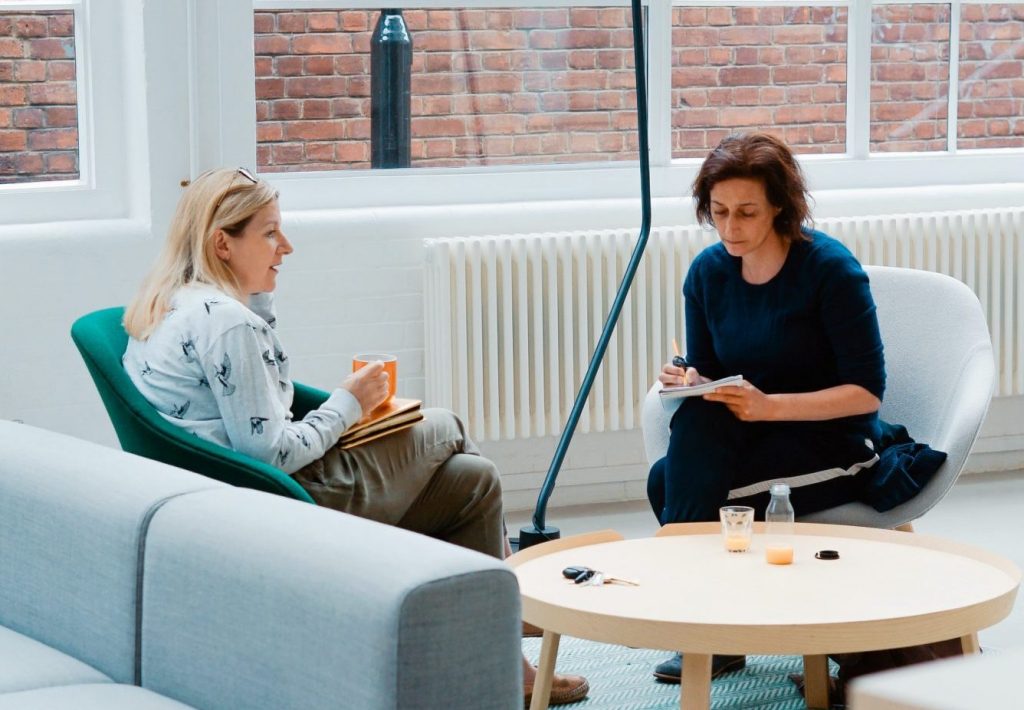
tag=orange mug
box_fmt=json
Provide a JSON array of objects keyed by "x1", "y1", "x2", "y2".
[{"x1": 352, "y1": 353, "x2": 397, "y2": 402}]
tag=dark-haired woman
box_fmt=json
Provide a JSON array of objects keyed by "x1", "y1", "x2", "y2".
[{"x1": 647, "y1": 132, "x2": 886, "y2": 683}]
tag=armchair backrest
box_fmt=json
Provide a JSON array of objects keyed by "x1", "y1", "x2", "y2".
[{"x1": 70, "y1": 307, "x2": 315, "y2": 503}]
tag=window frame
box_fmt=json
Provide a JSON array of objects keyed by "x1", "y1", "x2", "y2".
[
  {"x1": 0, "y1": 0, "x2": 144, "y2": 225},
  {"x1": 201, "y1": 0, "x2": 1024, "y2": 210}
]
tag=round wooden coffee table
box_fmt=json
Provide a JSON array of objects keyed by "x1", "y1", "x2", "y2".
[{"x1": 508, "y1": 522, "x2": 1020, "y2": 710}]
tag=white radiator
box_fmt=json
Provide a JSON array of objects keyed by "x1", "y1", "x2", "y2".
[{"x1": 424, "y1": 208, "x2": 1023, "y2": 441}]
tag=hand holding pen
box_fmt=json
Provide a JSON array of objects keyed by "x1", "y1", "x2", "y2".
[{"x1": 658, "y1": 339, "x2": 698, "y2": 387}]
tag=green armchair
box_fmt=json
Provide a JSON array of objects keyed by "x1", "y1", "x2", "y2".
[{"x1": 71, "y1": 307, "x2": 327, "y2": 503}]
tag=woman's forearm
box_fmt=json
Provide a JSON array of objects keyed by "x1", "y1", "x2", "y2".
[{"x1": 766, "y1": 384, "x2": 881, "y2": 422}]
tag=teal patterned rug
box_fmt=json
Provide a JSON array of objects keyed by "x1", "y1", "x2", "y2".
[{"x1": 522, "y1": 636, "x2": 839, "y2": 709}]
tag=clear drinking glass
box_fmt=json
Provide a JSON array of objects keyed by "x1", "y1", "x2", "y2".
[{"x1": 719, "y1": 505, "x2": 754, "y2": 552}]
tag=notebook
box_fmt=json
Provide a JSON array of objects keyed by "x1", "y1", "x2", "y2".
[
  {"x1": 340, "y1": 397, "x2": 423, "y2": 449},
  {"x1": 658, "y1": 375, "x2": 744, "y2": 410}
]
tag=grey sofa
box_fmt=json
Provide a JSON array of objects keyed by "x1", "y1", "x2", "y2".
[{"x1": 0, "y1": 420, "x2": 521, "y2": 710}]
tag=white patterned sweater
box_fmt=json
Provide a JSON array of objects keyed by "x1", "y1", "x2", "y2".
[{"x1": 123, "y1": 284, "x2": 361, "y2": 473}]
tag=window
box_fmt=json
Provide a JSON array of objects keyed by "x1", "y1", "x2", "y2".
[
  {"x1": 254, "y1": 7, "x2": 638, "y2": 171},
  {"x1": 0, "y1": 8, "x2": 79, "y2": 184}
]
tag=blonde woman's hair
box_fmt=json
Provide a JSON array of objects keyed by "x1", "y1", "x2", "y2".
[{"x1": 124, "y1": 168, "x2": 279, "y2": 339}]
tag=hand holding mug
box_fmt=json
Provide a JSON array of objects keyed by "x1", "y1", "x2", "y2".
[{"x1": 343, "y1": 360, "x2": 390, "y2": 414}]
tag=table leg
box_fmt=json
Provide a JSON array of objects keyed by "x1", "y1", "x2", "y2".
[
  {"x1": 961, "y1": 632, "x2": 981, "y2": 655},
  {"x1": 802, "y1": 654, "x2": 830, "y2": 710},
  {"x1": 529, "y1": 630, "x2": 561, "y2": 710},
  {"x1": 680, "y1": 653, "x2": 711, "y2": 710}
]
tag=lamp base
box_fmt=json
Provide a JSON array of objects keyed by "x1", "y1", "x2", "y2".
[{"x1": 517, "y1": 525, "x2": 561, "y2": 550}]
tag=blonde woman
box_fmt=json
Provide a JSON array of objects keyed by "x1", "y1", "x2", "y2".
[{"x1": 123, "y1": 167, "x2": 587, "y2": 707}]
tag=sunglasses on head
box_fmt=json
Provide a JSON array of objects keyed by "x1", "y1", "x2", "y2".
[{"x1": 211, "y1": 167, "x2": 258, "y2": 214}]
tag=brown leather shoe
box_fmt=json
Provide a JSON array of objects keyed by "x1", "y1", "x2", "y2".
[
  {"x1": 524, "y1": 672, "x2": 589, "y2": 707},
  {"x1": 522, "y1": 620, "x2": 544, "y2": 637}
]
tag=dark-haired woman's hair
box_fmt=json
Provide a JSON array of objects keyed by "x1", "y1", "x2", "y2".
[{"x1": 692, "y1": 132, "x2": 811, "y2": 242}]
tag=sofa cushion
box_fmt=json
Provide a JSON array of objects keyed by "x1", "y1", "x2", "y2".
[
  {"x1": 0, "y1": 625, "x2": 111, "y2": 693},
  {"x1": 0, "y1": 684, "x2": 196, "y2": 709},
  {"x1": 0, "y1": 421, "x2": 225, "y2": 684},
  {"x1": 140, "y1": 488, "x2": 522, "y2": 710}
]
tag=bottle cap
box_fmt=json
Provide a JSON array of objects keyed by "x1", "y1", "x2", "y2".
[{"x1": 770, "y1": 482, "x2": 791, "y2": 496}]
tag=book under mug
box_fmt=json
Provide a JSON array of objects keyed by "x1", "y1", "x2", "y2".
[{"x1": 340, "y1": 397, "x2": 423, "y2": 449}]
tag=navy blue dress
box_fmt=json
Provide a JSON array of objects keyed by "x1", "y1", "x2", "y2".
[{"x1": 648, "y1": 229, "x2": 886, "y2": 523}]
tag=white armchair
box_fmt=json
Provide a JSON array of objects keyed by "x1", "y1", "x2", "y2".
[{"x1": 641, "y1": 265, "x2": 995, "y2": 529}]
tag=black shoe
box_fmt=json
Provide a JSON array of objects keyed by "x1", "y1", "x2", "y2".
[{"x1": 653, "y1": 653, "x2": 746, "y2": 684}]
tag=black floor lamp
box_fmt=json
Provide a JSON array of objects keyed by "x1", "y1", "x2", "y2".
[{"x1": 518, "y1": 0, "x2": 653, "y2": 549}]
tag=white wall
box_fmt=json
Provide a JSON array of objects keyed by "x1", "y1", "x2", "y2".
[{"x1": 1, "y1": 1, "x2": 1022, "y2": 514}]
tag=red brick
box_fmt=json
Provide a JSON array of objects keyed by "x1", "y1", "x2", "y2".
[
  {"x1": 13, "y1": 60, "x2": 45, "y2": 82},
  {"x1": 303, "y1": 56, "x2": 334, "y2": 75},
  {"x1": 48, "y1": 14, "x2": 74, "y2": 37},
  {"x1": 720, "y1": 107, "x2": 772, "y2": 127},
  {"x1": 707, "y1": 8, "x2": 732, "y2": 26},
  {"x1": 283, "y1": 120, "x2": 344, "y2": 141},
  {"x1": 301, "y1": 99, "x2": 331, "y2": 119},
  {"x1": 509, "y1": 52, "x2": 539, "y2": 72},
  {"x1": 334, "y1": 56, "x2": 367, "y2": 75},
  {"x1": 598, "y1": 132, "x2": 624, "y2": 151},
  {"x1": 47, "y1": 60, "x2": 75, "y2": 81},
  {"x1": 568, "y1": 50, "x2": 596, "y2": 70},
  {"x1": 720, "y1": 27, "x2": 770, "y2": 46},
  {"x1": 272, "y1": 56, "x2": 301, "y2": 77},
  {"x1": 672, "y1": 67, "x2": 718, "y2": 86},
  {"x1": 510, "y1": 94, "x2": 539, "y2": 112},
  {"x1": 307, "y1": 13, "x2": 339, "y2": 32},
  {"x1": 759, "y1": 48, "x2": 785, "y2": 65},
  {"x1": 284, "y1": 77, "x2": 346, "y2": 98},
  {"x1": 0, "y1": 129, "x2": 27, "y2": 151},
  {"x1": 776, "y1": 105, "x2": 825, "y2": 124},
  {"x1": 257, "y1": 123, "x2": 283, "y2": 142},
  {"x1": 421, "y1": 96, "x2": 454, "y2": 115},
  {"x1": 760, "y1": 87, "x2": 785, "y2": 104},
  {"x1": 469, "y1": 31, "x2": 527, "y2": 51},
  {"x1": 27, "y1": 127, "x2": 77, "y2": 150},
  {"x1": 674, "y1": 9, "x2": 707, "y2": 26},
  {"x1": 255, "y1": 35, "x2": 290, "y2": 56},
  {"x1": 417, "y1": 31, "x2": 463, "y2": 52},
  {"x1": 347, "y1": 76, "x2": 370, "y2": 97},
  {"x1": 706, "y1": 88, "x2": 734, "y2": 106},
  {"x1": 45, "y1": 150, "x2": 77, "y2": 173},
  {"x1": 15, "y1": 17, "x2": 48, "y2": 38},
  {"x1": 331, "y1": 98, "x2": 364, "y2": 117},
  {"x1": 341, "y1": 12, "x2": 369, "y2": 33},
  {"x1": 27, "y1": 82, "x2": 76, "y2": 104},
  {"x1": 336, "y1": 142, "x2": 367, "y2": 163},
  {"x1": 270, "y1": 100, "x2": 300, "y2": 120},
  {"x1": 305, "y1": 141, "x2": 335, "y2": 161},
  {"x1": 277, "y1": 13, "x2": 307, "y2": 34},
  {"x1": 562, "y1": 29, "x2": 612, "y2": 49},
  {"x1": 16, "y1": 152, "x2": 44, "y2": 173},
  {"x1": 475, "y1": 114, "x2": 526, "y2": 135},
  {"x1": 774, "y1": 26, "x2": 825, "y2": 45},
  {"x1": 256, "y1": 78, "x2": 284, "y2": 100},
  {"x1": 454, "y1": 137, "x2": 484, "y2": 156},
  {"x1": 270, "y1": 143, "x2": 304, "y2": 163},
  {"x1": 12, "y1": 107, "x2": 44, "y2": 128},
  {"x1": 599, "y1": 9, "x2": 627, "y2": 28},
  {"x1": 0, "y1": 39, "x2": 23, "y2": 58},
  {"x1": 512, "y1": 135, "x2": 542, "y2": 154},
  {"x1": 732, "y1": 87, "x2": 760, "y2": 106},
  {"x1": 597, "y1": 92, "x2": 623, "y2": 110},
  {"x1": 674, "y1": 108, "x2": 718, "y2": 128},
  {"x1": 568, "y1": 94, "x2": 597, "y2": 111},
  {"x1": 346, "y1": 118, "x2": 370, "y2": 139},
  {"x1": 541, "y1": 94, "x2": 569, "y2": 111},
  {"x1": 254, "y1": 57, "x2": 273, "y2": 77},
  {"x1": 292, "y1": 34, "x2": 351, "y2": 55},
  {"x1": 570, "y1": 8, "x2": 600, "y2": 27},
  {"x1": 774, "y1": 65, "x2": 823, "y2": 84},
  {"x1": 708, "y1": 48, "x2": 731, "y2": 66},
  {"x1": 481, "y1": 136, "x2": 514, "y2": 156},
  {"x1": 452, "y1": 95, "x2": 505, "y2": 114},
  {"x1": 720, "y1": 66, "x2": 771, "y2": 86},
  {"x1": 674, "y1": 28, "x2": 719, "y2": 47},
  {"x1": 569, "y1": 133, "x2": 598, "y2": 152},
  {"x1": 254, "y1": 13, "x2": 275, "y2": 34},
  {"x1": 733, "y1": 47, "x2": 759, "y2": 65}
]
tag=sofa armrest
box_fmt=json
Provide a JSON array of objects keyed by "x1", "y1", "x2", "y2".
[{"x1": 139, "y1": 489, "x2": 521, "y2": 710}]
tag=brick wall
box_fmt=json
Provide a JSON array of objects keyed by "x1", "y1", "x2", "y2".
[
  {"x1": 958, "y1": 3, "x2": 1024, "y2": 149},
  {"x1": 671, "y1": 6, "x2": 848, "y2": 158},
  {"x1": 256, "y1": 4, "x2": 1024, "y2": 172},
  {"x1": 255, "y1": 8, "x2": 638, "y2": 171},
  {"x1": 0, "y1": 11, "x2": 78, "y2": 185}
]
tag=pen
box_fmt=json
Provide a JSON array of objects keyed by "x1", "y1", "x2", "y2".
[{"x1": 671, "y1": 338, "x2": 687, "y2": 369}]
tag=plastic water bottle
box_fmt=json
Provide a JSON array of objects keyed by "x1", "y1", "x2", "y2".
[{"x1": 764, "y1": 483, "x2": 795, "y2": 564}]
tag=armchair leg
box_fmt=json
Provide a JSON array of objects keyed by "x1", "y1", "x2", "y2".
[{"x1": 894, "y1": 522, "x2": 915, "y2": 533}]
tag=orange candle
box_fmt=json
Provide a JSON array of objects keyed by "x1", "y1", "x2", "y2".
[
  {"x1": 765, "y1": 545, "x2": 794, "y2": 565},
  {"x1": 725, "y1": 536, "x2": 750, "y2": 552}
]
